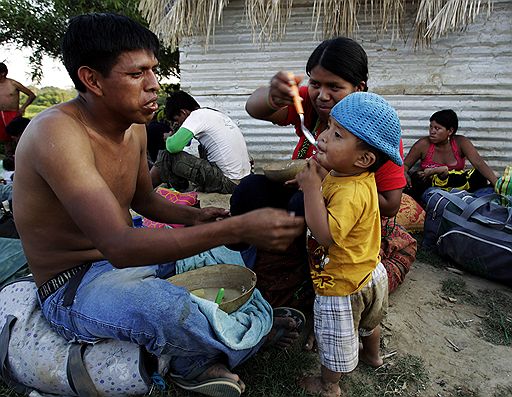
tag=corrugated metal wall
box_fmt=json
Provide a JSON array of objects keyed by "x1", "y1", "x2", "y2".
[{"x1": 180, "y1": 0, "x2": 512, "y2": 172}]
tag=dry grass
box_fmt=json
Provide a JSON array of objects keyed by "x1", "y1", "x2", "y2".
[{"x1": 139, "y1": 0, "x2": 495, "y2": 50}]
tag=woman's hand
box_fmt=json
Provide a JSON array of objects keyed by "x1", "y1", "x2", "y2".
[{"x1": 268, "y1": 71, "x2": 304, "y2": 110}]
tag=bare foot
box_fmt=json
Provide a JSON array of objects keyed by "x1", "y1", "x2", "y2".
[
  {"x1": 303, "y1": 329, "x2": 317, "y2": 352},
  {"x1": 264, "y1": 316, "x2": 300, "y2": 349},
  {"x1": 196, "y1": 363, "x2": 245, "y2": 393},
  {"x1": 299, "y1": 375, "x2": 341, "y2": 397},
  {"x1": 359, "y1": 347, "x2": 383, "y2": 368}
]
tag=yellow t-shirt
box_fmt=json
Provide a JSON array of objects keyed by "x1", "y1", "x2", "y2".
[{"x1": 307, "y1": 172, "x2": 381, "y2": 296}]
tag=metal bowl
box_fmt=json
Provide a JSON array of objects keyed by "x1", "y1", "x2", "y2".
[
  {"x1": 167, "y1": 265, "x2": 257, "y2": 313},
  {"x1": 263, "y1": 159, "x2": 307, "y2": 183}
]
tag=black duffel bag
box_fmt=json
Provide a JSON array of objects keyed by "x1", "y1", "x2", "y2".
[{"x1": 423, "y1": 188, "x2": 512, "y2": 287}]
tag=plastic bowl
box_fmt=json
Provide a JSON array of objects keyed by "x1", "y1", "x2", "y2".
[
  {"x1": 263, "y1": 159, "x2": 307, "y2": 183},
  {"x1": 167, "y1": 265, "x2": 257, "y2": 313}
]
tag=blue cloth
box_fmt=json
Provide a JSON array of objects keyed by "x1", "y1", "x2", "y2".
[
  {"x1": 175, "y1": 245, "x2": 273, "y2": 350},
  {"x1": 0, "y1": 238, "x2": 27, "y2": 286},
  {"x1": 0, "y1": 183, "x2": 12, "y2": 202},
  {"x1": 40, "y1": 246, "x2": 272, "y2": 379}
]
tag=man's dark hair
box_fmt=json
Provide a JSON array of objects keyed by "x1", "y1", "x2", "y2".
[
  {"x1": 6, "y1": 117, "x2": 30, "y2": 137},
  {"x1": 430, "y1": 109, "x2": 458, "y2": 134},
  {"x1": 165, "y1": 91, "x2": 200, "y2": 120},
  {"x1": 2, "y1": 156, "x2": 14, "y2": 172},
  {"x1": 62, "y1": 13, "x2": 160, "y2": 92},
  {"x1": 0, "y1": 62, "x2": 7, "y2": 75}
]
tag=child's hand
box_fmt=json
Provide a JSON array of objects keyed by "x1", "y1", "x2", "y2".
[{"x1": 295, "y1": 159, "x2": 323, "y2": 193}]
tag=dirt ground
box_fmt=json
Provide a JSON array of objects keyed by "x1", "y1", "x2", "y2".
[
  {"x1": 198, "y1": 192, "x2": 512, "y2": 397},
  {"x1": 383, "y1": 259, "x2": 512, "y2": 396}
]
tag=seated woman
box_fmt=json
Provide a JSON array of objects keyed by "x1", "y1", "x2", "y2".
[
  {"x1": 404, "y1": 109, "x2": 498, "y2": 203},
  {"x1": 231, "y1": 37, "x2": 417, "y2": 312}
]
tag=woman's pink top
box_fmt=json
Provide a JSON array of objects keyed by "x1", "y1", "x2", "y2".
[{"x1": 420, "y1": 138, "x2": 465, "y2": 170}]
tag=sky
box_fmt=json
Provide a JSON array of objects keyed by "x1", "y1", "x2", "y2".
[
  {"x1": 0, "y1": 44, "x2": 73, "y2": 89},
  {"x1": 0, "y1": 44, "x2": 179, "y2": 89}
]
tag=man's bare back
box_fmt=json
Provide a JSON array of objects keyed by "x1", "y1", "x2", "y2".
[{"x1": 13, "y1": 99, "x2": 144, "y2": 286}]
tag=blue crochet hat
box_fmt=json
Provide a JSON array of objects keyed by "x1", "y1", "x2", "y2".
[{"x1": 330, "y1": 92, "x2": 403, "y2": 166}]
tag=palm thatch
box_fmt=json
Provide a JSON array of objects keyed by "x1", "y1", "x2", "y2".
[{"x1": 139, "y1": 0, "x2": 494, "y2": 50}]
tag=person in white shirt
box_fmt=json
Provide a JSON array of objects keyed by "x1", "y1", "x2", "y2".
[{"x1": 150, "y1": 90, "x2": 252, "y2": 193}]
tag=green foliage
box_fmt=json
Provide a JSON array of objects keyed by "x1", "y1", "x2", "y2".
[
  {"x1": 0, "y1": 0, "x2": 179, "y2": 83},
  {"x1": 32, "y1": 86, "x2": 75, "y2": 106}
]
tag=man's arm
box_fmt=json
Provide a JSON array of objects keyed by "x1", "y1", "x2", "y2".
[
  {"x1": 32, "y1": 119, "x2": 304, "y2": 268},
  {"x1": 165, "y1": 127, "x2": 194, "y2": 153},
  {"x1": 13, "y1": 80, "x2": 36, "y2": 115}
]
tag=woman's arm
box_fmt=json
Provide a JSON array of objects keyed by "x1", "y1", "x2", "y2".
[
  {"x1": 245, "y1": 71, "x2": 302, "y2": 124},
  {"x1": 457, "y1": 136, "x2": 498, "y2": 185},
  {"x1": 378, "y1": 188, "x2": 403, "y2": 218},
  {"x1": 403, "y1": 138, "x2": 428, "y2": 187}
]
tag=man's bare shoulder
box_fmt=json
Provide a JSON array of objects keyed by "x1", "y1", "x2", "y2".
[
  {"x1": 8, "y1": 78, "x2": 27, "y2": 89},
  {"x1": 28, "y1": 101, "x2": 81, "y2": 133},
  {"x1": 18, "y1": 101, "x2": 90, "y2": 156}
]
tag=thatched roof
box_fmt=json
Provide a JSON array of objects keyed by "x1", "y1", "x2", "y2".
[{"x1": 139, "y1": 0, "x2": 494, "y2": 50}]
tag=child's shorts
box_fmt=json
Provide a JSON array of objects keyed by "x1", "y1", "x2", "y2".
[{"x1": 313, "y1": 262, "x2": 388, "y2": 373}]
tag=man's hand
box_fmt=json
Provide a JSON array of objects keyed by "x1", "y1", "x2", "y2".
[
  {"x1": 193, "y1": 207, "x2": 230, "y2": 225},
  {"x1": 238, "y1": 208, "x2": 305, "y2": 252}
]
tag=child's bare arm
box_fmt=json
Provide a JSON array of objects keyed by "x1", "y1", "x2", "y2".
[{"x1": 295, "y1": 160, "x2": 334, "y2": 247}]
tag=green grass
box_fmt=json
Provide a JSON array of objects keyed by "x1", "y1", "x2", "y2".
[
  {"x1": 440, "y1": 277, "x2": 512, "y2": 347},
  {"x1": 0, "y1": 351, "x2": 432, "y2": 397},
  {"x1": 478, "y1": 289, "x2": 512, "y2": 346},
  {"x1": 342, "y1": 354, "x2": 429, "y2": 397}
]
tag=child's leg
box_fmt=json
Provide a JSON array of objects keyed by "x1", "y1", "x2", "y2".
[
  {"x1": 359, "y1": 325, "x2": 383, "y2": 367},
  {"x1": 299, "y1": 295, "x2": 357, "y2": 397},
  {"x1": 299, "y1": 365, "x2": 342, "y2": 397}
]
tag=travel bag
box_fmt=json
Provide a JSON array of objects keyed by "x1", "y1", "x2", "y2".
[
  {"x1": 0, "y1": 277, "x2": 161, "y2": 397},
  {"x1": 423, "y1": 189, "x2": 512, "y2": 286}
]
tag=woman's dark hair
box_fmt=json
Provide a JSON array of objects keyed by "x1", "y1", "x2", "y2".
[
  {"x1": 430, "y1": 109, "x2": 458, "y2": 134},
  {"x1": 306, "y1": 37, "x2": 369, "y2": 91},
  {"x1": 62, "y1": 13, "x2": 160, "y2": 92},
  {"x1": 165, "y1": 91, "x2": 201, "y2": 120}
]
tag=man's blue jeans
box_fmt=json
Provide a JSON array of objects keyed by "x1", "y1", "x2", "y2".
[{"x1": 39, "y1": 260, "x2": 262, "y2": 379}]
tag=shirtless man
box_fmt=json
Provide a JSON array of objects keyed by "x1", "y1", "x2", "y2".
[
  {"x1": 13, "y1": 13, "x2": 304, "y2": 397},
  {"x1": 0, "y1": 62, "x2": 36, "y2": 156}
]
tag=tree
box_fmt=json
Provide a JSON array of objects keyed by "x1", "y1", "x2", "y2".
[{"x1": 0, "y1": 0, "x2": 179, "y2": 83}]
